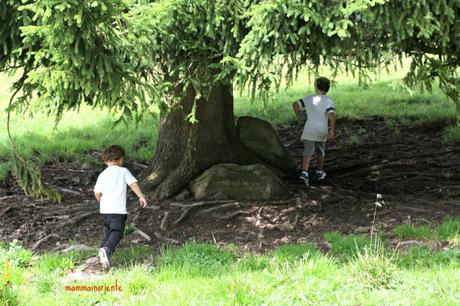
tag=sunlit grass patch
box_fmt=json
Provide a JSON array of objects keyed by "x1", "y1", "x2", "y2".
[
  {"x1": 442, "y1": 123, "x2": 460, "y2": 144},
  {"x1": 109, "y1": 246, "x2": 152, "y2": 267},
  {"x1": 2, "y1": 238, "x2": 459, "y2": 305},
  {"x1": 348, "y1": 239, "x2": 397, "y2": 290},
  {"x1": 393, "y1": 223, "x2": 434, "y2": 240},
  {"x1": 395, "y1": 245, "x2": 460, "y2": 269},
  {"x1": 393, "y1": 217, "x2": 460, "y2": 244},
  {"x1": 324, "y1": 231, "x2": 372, "y2": 258},
  {"x1": 235, "y1": 254, "x2": 270, "y2": 272},
  {"x1": 270, "y1": 243, "x2": 320, "y2": 263},
  {"x1": 437, "y1": 217, "x2": 460, "y2": 244},
  {"x1": 34, "y1": 254, "x2": 75, "y2": 275},
  {"x1": 156, "y1": 243, "x2": 236, "y2": 279},
  {"x1": 111, "y1": 264, "x2": 155, "y2": 296},
  {"x1": 0, "y1": 283, "x2": 20, "y2": 306},
  {"x1": 0, "y1": 241, "x2": 33, "y2": 269}
]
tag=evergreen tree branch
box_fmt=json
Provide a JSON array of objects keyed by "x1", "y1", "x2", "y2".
[{"x1": 6, "y1": 70, "x2": 62, "y2": 203}]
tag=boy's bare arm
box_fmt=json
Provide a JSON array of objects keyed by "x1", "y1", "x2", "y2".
[
  {"x1": 94, "y1": 192, "x2": 102, "y2": 202},
  {"x1": 292, "y1": 101, "x2": 300, "y2": 115},
  {"x1": 129, "y1": 182, "x2": 148, "y2": 207},
  {"x1": 328, "y1": 112, "x2": 336, "y2": 140}
]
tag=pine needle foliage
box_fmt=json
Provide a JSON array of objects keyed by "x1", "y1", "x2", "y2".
[
  {"x1": 1, "y1": 0, "x2": 460, "y2": 200},
  {"x1": 11, "y1": 155, "x2": 61, "y2": 203}
]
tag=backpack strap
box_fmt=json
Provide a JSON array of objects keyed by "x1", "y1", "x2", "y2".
[{"x1": 297, "y1": 98, "x2": 305, "y2": 109}]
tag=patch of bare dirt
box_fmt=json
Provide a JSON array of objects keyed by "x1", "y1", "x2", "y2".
[{"x1": 1, "y1": 117, "x2": 459, "y2": 257}]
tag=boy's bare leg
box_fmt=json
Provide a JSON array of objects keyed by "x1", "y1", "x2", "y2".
[
  {"x1": 302, "y1": 155, "x2": 312, "y2": 171},
  {"x1": 316, "y1": 155, "x2": 325, "y2": 170}
]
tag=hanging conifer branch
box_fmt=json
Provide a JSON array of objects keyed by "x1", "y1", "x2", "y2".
[{"x1": 6, "y1": 70, "x2": 62, "y2": 203}]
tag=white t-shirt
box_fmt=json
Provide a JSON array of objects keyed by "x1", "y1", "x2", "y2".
[
  {"x1": 297, "y1": 95, "x2": 336, "y2": 142},
  {"x1": 94, "y1": 165, "x2": 137, "y2": 214}
]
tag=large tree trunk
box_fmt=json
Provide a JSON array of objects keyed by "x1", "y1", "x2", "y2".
[{"x1": 143, "y1": 81, "x2": 266, "y2": 200}]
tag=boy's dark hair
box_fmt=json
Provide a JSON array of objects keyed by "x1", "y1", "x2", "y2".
[
  {"x1": 314, "y1": 77, "x2": 330, "y2": 93},
  {"x1": 102, "y1": 145, "x2": 125, "y2": 162}
]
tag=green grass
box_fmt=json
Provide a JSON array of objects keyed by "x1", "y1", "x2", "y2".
[
  {"x1": 1, "y1": 63, "x2": 459, "y2": 181},
  {"x1": 393, "y1": 217, "x2": 460, "y2": 245},
  {"x1": 1, "y1": 230, "x2": 459, "y2": 306},
  {"x1": 323, "y1": 231, "x2": 373, "y2": 259},
  {"x1": 348, "y1": 244, "x2": 397, "y2": 290},
  {"x1": 443, "y1": 124, "x2": 460, "y2": 143},
  {"x1": 396, "y1": 246, "x2": 460, "y2": 269},
  {"x1": 2, "y1": 223, "x2": 457, "y2": 305}
]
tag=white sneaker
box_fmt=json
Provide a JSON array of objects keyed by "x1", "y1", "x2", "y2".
[
  {"x1": 316, "y1": 170, "x2": 326, "y2": 180},
  {"x1": 98, "y1": 247, "x2": 110, "y2": 270},
  {"x1": 299, "y1": 171, "x2": 309, "y2": 186}
]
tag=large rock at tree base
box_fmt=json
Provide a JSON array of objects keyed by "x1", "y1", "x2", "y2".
[
  {"x1": 236, "y1": 116, "x2": 296, "y2": 174},
  {"x1": 190, "y1": 163, "x2": 286, "y2": 200}
]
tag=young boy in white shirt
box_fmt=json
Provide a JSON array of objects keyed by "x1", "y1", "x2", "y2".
[
  {"x1": 292, "y1": 77, "x2": 336, "y2": 186},
  {"x1": 94, "y1": 145, "x2": 148, "y2": 269}
]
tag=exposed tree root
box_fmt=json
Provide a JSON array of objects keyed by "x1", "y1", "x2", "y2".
[
  {"x1": 198, "y1": 202, "x2": 242, "y2": 215},
  {"x1": 32, "y1": 233, "x2": 60, "y2": 250},
  {"x1": 59, "y1": 212, "x2": 98, "y2": 228},
  {"x1": 174, "y1": 207, "x2": 192, "y2": 225},
  {"x1": 169, "y1": 200, "x2": 233, "y2": 209},
  {"x1": 218, "y1": 210, "x2": 249, "y2": 220}
]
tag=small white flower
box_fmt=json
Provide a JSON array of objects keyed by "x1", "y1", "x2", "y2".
[{"x1": 375, "y1": 194, "x2": 385, "y2": 207}]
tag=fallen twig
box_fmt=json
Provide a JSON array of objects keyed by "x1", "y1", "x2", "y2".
[
  {"x1": 130, "y1": 162, "x2": 148, "y2": 169},
  {"x1": 154, "y1": 232, "x2": 179, "y2": 244},
  {"x1": 59, "y1": 244, "x2": 92, "y2": 253},
  {"x1": 395, "y1": 240, "x2": 423, "y2": 249},
  {"x1": 211, "y1": 231, "x2": 218, "y2": 245},
  {"x1": 160, "y1": 211, "x2": 170, "y2": 231},
  {"x1": 0, "y1": 206, "x2": 13, "y2": 218},
  {"x1": 59, "y1": 188, "x2": 83, "y2": 196},
  {"x1": 264, "y1": 199, "x2": 296, "y2": 205},
  {"x1": 0, "y1": 196, "x2": 16, "y2": 201},
  {"x1": 136, "y1": 229, "x2": 152, "y2": 242},
  {"x1": 397, "y1": 206, "x2": 433, "y2": 213},
  {"x1": 292, "y1": 213, "x2": 299, "y2": 226},
  {"x1": 45, "y1": 215, "x2": 71, "y2": 220},
  {"x1": 255, "y1": 206, "x2": 265, "y2": 227},
  {"x1": 66, "y1": 168, "x2": 97, "y2": 173}
]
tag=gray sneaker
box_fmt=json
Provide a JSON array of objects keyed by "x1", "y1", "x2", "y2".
[
  {"x1": 300, "y1": 171, "x2": 309, "y2": 186},
  {"x1": 98, "y1": 247, "x2": 110, "y2": 270},
  {"x1": 316, "y1": 170, "x2": 326, "y2": 180}
]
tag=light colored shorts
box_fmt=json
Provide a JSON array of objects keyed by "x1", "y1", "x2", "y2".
[{"x1": 303, "y1": 140, "x2": 326, "y2": 157}]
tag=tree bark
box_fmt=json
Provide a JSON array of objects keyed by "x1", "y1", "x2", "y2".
[{"x1": 142, "y1": 81, "x2": 268, "y2": 200}]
